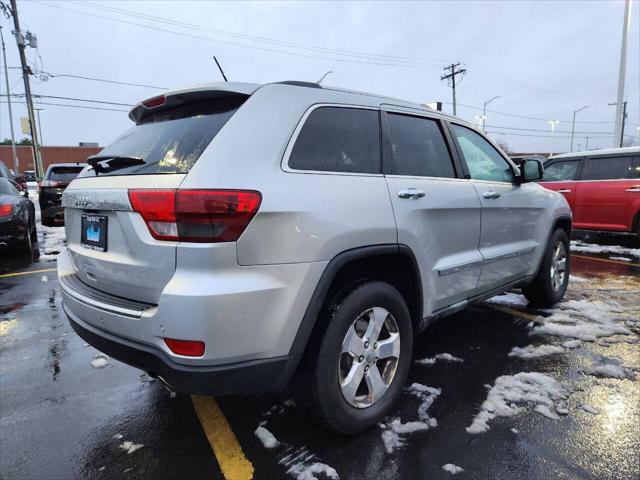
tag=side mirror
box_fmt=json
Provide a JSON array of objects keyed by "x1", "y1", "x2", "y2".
[
  {"x1": 14, "y1": 175, "x2": 26, "y2": 183},
  {"x1": 519, "y1": 158, "x2": 544, "y2": 183}
]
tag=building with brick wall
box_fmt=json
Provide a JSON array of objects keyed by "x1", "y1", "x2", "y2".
[{"x1": 0, "y1": 145, "x2": 102, "y2": 174}]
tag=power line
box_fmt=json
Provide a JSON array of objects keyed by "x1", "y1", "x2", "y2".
[
  {"x1": 72, "y1": 0, "x2": 446, "y2": 67},
  {"x1": 3, "y1": 93, "x2": 132, "y2": 107},
  {"x1": 7, "y1": 66, "x2": 167, "y2": 89},
  {"x1": 485, "y1": 124, "x2": 615, "y2": 136},
  {"x1": 0, "y1": 99, "x2": 128, "y2": 112},
  {"x1": 35, "y1": 1, "x2": 443, "y2": 69},
  {"x1": 485, "y1": 130, "x2": 615, "y2": 139}
]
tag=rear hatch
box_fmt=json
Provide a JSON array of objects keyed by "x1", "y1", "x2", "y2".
[{"x1": 63, "y1": 88, "x2": 250, "y2": 304}]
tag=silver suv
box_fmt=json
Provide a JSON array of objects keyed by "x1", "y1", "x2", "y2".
[{"x1": 58, "y1": 81, "x2": 571, "y2": 434}]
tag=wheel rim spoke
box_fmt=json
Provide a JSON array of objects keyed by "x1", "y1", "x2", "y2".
[
  {"x1": 365, "y1": 366, "x2": 388, "y2": 403},
  {"x1": 364, "y1": 307, "x2": 387, "y2": 343},
  {"x1": 341, "y1": 325, "x2": 365, "y2": 357},
  {"x1": 340, "y1": 361, "x2": 366, "y2": 403},
  {"x1": 375, "y1": 332, "x2": 400, "y2": 360}
]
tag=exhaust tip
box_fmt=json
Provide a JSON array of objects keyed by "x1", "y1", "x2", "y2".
[{"x1": 0, "y1": 242, "x2": 7, "y2": 250}]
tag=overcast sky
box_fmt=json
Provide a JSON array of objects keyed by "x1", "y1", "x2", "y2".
[{"x1": 1, "y1": 0, "x2": 639, "y2": 154}]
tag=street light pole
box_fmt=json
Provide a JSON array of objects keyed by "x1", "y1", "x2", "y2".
[
  {"x1": 482, "y1": 95, "x2": 502, "y2": 133},
  {"x1": 570, "y1": 105, "x2": 589, "y2": 152},
  {"x1": 548, "y1": 120, "x2": 560, "y2": 156},
  {"x1": 613, "y1": 0, "x2": 632, "y2": 147}
]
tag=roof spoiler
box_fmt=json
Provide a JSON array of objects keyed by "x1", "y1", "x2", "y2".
[{"x1": 128, "y1": 82, "x2": 259, "y2": 123}]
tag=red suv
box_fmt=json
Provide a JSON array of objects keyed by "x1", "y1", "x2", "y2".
[{"x1": 539, "y1": 147, "x2": 640, "y2": 237}]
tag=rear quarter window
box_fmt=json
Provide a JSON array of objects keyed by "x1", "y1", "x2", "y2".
[
  {"x1": 288, "y1": 106, "x2": 381, "y2": 174},
  {"x1": 583, "y1": 156, "x2": 635, "y2": 180}
]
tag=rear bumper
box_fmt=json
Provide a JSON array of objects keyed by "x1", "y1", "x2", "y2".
[{"x1": 65, "y1": 303, "x2": 296, "y2": 395}]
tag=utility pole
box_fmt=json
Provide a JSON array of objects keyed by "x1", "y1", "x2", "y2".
[
  {"x1": 609, "y1": 100, "x2": 627, "y2": 147},
  {"x1": 570, "y1": 105, "x2": 589, "y2": 152},
  {"x1": 0, "y1": 24, "x2": 17, "y2": 173},
  {"x1": 613, "y1": 0, "x2": 632, "y2": 148},
  {"x1": 34, "y1": 106, "x2": 43, "y2": 145},
  {"x1": 585, "y1": 137, "x2": 590, "y2": 151},
  {"x1": 548, "y1": 120, "x2": 560, "y2": 156},
  {"x1": 9, "y1": 0, "x2": 43, "y2": 177},
  {"x1": 441, "y1": 63, "x2": 466, "y2": 116}
]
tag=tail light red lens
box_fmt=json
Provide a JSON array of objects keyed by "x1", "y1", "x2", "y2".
[
  {"x1": 39, "y1": 180, "x2": 62, "y2": 188},
  {"x1": 142, "y1": 95, "x2": 166, "y2": 109},
  {"x1": 163, "y1": 338, "x2": 205, "y2": 357},
  {"x1": 128, "y1": 189, "x2": 261, "y2": 242},
  {"x1": 0, "y1": 204, "x2": 13, "y2": 218}
]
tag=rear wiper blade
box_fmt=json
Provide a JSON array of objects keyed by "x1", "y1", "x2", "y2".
[{"x1": 87, "y1": 155, "x2": 145, "y2": 174}]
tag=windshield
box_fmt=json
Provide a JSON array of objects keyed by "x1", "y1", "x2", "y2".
[
  {"x1": 78, "y1": 96, "x2": 246, "y2": 178},
  {"x1": 48, "y1": 167, "x2": 84, "y2": 183}
]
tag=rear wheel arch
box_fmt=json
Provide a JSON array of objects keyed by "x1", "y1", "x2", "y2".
[{"x1": 289, "y1": 244, "x2": 423, "y2": 366}]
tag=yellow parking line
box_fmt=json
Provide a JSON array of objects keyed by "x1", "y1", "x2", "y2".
[
  {"x1": 572, "y1": 254, "x2": 640, "y2": 267},
  {"x1": 192, "y1": 396, "x2": 254, "y2": 480},
  {"x1": 0, "y1": 268, "x2": 57, "y2": 279},
  {"x1": 490, "y1": 305, "x2": 539, "y2": 322}
]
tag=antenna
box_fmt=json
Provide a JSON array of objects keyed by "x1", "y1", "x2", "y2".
[
  {"x1": 317, "y1": 70, "x2": 332, "y2": 85},
  {"x1": 213, "y1": 56, "x2": 228, "y2": 82}
]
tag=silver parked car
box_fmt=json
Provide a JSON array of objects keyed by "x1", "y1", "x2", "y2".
[{"x1": 58, "y1": 81, "x2": 571, "y2": 434}]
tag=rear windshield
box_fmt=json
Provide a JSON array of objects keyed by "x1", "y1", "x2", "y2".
[
  {"x1": 48, "y1": 167, "x2": 84, "y2": 182},
  {"x1": 78, "y1": 96, "x2": 245, "y2": 178}
]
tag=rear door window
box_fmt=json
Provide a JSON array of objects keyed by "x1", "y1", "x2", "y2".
[
  {"x1": 48, "y1": 167, "x2": 84, "y2": 182},
  {"x1": 583, "y1": 156, "x2": 634, "y2": 180},
  {"x1": 543, "y1": 160, "x2": 580, "y2": 181},
  {"x1": 78, "y1": 96, "x2": 246, "y2": 177},
  {"x1": 288, "y1": 107, "x2": 381, "y2": 174},
  {"x1": 385, "y1": 113, "x2": 455, "y2": 178}
]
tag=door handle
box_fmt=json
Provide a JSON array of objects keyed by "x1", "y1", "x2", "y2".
[
  {"x1": 625, "y1": 185, "x2": 640, "y2": 192},
  {"x1": 557, "y1": 189, "x2": 572, "y2": 193},
  {"x1": 398, "y1": 188, "x2": 426, "y2": 199},
  {"x1": 482, "y1": 191, "x2": 501, "y2": 199}
]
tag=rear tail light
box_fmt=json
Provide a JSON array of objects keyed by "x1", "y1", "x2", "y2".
[
  {"x1": 128, "y1": 189, "x2": 262, "y2": 242},
  {"x1": 163, "y1": 338, "x2": 205, "y2": 357},
  {"x1": 0, "y1": 204, "x2": 13, "y2": 218},
  {"x1": 39, "y1": 180, "x2": 63, "y2": 188}
]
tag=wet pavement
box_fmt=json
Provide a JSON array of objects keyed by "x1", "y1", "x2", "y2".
[{"x1": 1, "y1": 243, "x2": 639, "y2": 480}]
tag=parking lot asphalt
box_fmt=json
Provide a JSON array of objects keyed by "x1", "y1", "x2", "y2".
[{"x1": 1, "y1": 246, "x2": 639, "y2": 480}]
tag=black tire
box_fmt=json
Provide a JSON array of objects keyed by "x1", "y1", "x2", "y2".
[
  {"x1": 294, "y1": 281, "x2": 413, "y2": 434},
  {"x1": 18, "y1": 219, "x2": 34, "y2": 256},
  {"x1": 522, "y1": 228, "x2": 570, "y2": 306}
]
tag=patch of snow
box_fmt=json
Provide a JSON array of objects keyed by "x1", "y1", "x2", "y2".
[
  {"x1": 578, "y1": 404, "x2": 598, "y2": 415},
  {"x1": 487, "y1": 292, "x2": 529, "y2": 307},
  {"x1": 562, "y1": 339, "x2": 582, "y2": 349},
  {"x1": 609, "y1": 256, "x2": 631, "y2": 262},
  {"x1": 466, "y1": 372, "x2": 570, "y2": 434},
  {"x1": 255, "y1": 426, "x2": 280, "y2": 449},
  {"x1": 119, "y1": 441, "x2": 143, "y2": 455},
  {"x1": 555, "y1": 401, "x2": 569, "y2": 415},
  {"x1": 509, "y1": 344, "x2": 565, "y2": 359},
  {"x1": 415, "y1": 353, "x2": 464, "y2": 365},
  {"x1": 381, "y1": 383, "x2": 441, "y2": 453},
  {"x1": 569, "y1": 275, "x2": 588, "y2": 283},
  {"x1": 90, "y1": 357, "x2": 108, "y2": 369},
  {"x1": 570, "y1": 240, "x2": 640, "y2": 258},
  {"x1": 290, "y1": 462, "x2": 339, "y2": 480},
  {"x1": 283, "y1": 398, "x2": 296, "y2": 408},
  {"x1": 442, "y1": 464, "x2": 464, "y2": 475},
  {"x1": 112, "y1": 433, "x2": 123, "y2": 440},
  {"x1": 40, "y1": 275, "x2": 48, "y2": 282},
  {"x1": 534, "y1": 404, "x2": 560, "y2": 420},
  {"x1": 510, "y1": 427, "x2": 519, "y2": 434},
  {"x1": 585, "y1": 363, "x2": 635, "y2": 380}
]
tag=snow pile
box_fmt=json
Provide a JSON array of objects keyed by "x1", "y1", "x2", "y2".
[
  {"x1": 532, "y1": 299, "x2": 631, "y2": 342},
  {"x1": 415, "y1": 353, "x2": 464, "y2": 365},
  {"x1": 254, "y1": 426, "x2": 280, "y2": 449},
  {"x1": 508, "y1": 344, "x2": 565, "y2": 359},
  {"x1": 90, "y1": 355, "x2": 108, "y2": 368},
  {"x1": 466, "y1": 372, "x2": 570, "y2": 434},
  {"x1": 380, "y1": 383, "x2": 440, "y2": 453},
  {"x1": 585, "y1": 363, "x2": 635, "y2": 380},
  {"x1": 578, "y1": 404, "x2": 598, "y2": 415},
  {"x1": 570, "y1": 240, "x2": 640, "y2": 258},
  {"x1": 119, "y1": 441, "x2": 143, "y2": 455},
  {"x1": 487, "y1": 292, "x2": 529, "y2": 307},
  {"x1": 569, "y1": 275, "x2": 588, "y2": 283},
  {"x1": 609, "y1": 256, "x2": 632, "y2": 262},
  {"x1": 279, "y1": 446, "x2": 339, "y2": 480},
  {"x1": 442, "y1": 464, "x2": 464, "y2": 474},
  {"x1": 38, "y1": 224, "x2": 66, "y2": 261},
  {"x1": 533, "y1": 404, "x2": 559, "y2": 420}
]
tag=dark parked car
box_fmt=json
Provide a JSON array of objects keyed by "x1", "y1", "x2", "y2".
[
  {"x1": 0, "y1": 160, "x2": 26, "y2": 191},
  {"x1": 0, "y1": 178, "x2": 37, "y2": 254},
  {"x1": 39, "y1": 163, "x2": 85, "y2": 226},
  {"x1": 23, "y1": 170, "x2": 37, "y2": 182}
]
